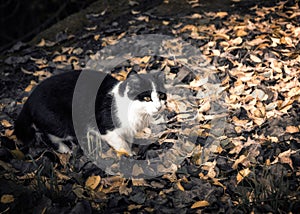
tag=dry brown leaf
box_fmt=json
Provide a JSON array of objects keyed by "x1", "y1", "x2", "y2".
[
  {"x1": 189, "y1": 77, "x2": 208, "y2": 87},
  {"x1": 53, "y1": 55, "x2": 67, "y2": 62},
  {"x1": 162, "y1": 20, "x2": 169, "y2": 25},
  {"x1": 250, "y1": 54, "x2": 262, "y2": 63},
  {"x1": 99, "y1": 176, "x2": 125, "y2": 194},
  {"x1": 128, "y1": 204, "x2": 143, "y2": 211},
  {"x1": 232, "y1": 155, "x2": 247, "y2": 169},
  {"x1": 24, "y1": 81, "x2": 37, "y2": 92},
  {"x1": 286, "y1": 126, "x2": 299, "y2": 133},
  {"x1": 191, "y1": 200, "x2": 210, "y2": 209},
  {"x1": 131, "y1": 10, "x2": 140, "y2": 15},
  {"x1": 236, "y1": 29, "x2": 248, "y2": 37},
  {"x1": 36, "y1": 39, "x2": 55, "y2": 47},
  {"x1": 94, "y1": 34, "x2": 100, "y2": 41},
  {"x1": 131, "y1": 178, "x2": 150, "y2": 186},
  {"x1": 214, "y1": 33, "x2": 230, "y2": 40},
  {"x1": 1, "y1": 120, "x2": 12, "y2": 128},
  {"x1": 140, "y1": 56, "x2": 151, "y2": 63},
  {"x1": 200, "y1": 161, "x2": 217, "y2": 179},
  {"x1": 212, "y1": 178, "x2": 226, "y2": 190},
  {"x1": 198, "y1": 100, "x2": 210, "y2": 113},
  {"x1": 10, "y1": 149, "x2": 25, "y2": 160},
  {"x1": 162, "y1": 173, "x2": 177, "y2": 182},
  {"x1": 4, "y1": 129, "x2": 14, "y2": 138},
  {"x1": 1, "y1": 194, "x2": 14, "y2": 204},
  {"x1": 136, "y1": 15, "x2": 149, "y2": 22},
  {"x1": 216, "y1": 12, "x2": 228, "y2": 18},
  {"x1": 55, "y1": 170, "x2": 71, "y2": 181},
  {"x1": 132, "y1": 164, "x2": 144, "y2": 177},
  {"x1": 119, "y1": 181, "x2": 132, "y2": 196},
  {"x1": 236, "y1": 168, "x2": 251, "y2": 184},
  {"x1": 85, "y1": 175, "x2": 101, "y2": 190},
  {"x1": 36, "y1": 39, "x2": 46, "y2": 47},
  {"x1": 232, "y1": 116, "x2": 249, "y2": 126},
  {"x1": 277, "y1": 149, "x2": 296, "y2": 169},
  {"x1": 176, "y1": 181, "x2": 185, "y2": 191}
]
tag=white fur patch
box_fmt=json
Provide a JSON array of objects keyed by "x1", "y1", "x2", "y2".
[
  {"x1": 94, "y1": 80, "x2": 165, "y2": 155},
  {"x1": 48, "y1": 134, "x2": 73, "y2": 153}
]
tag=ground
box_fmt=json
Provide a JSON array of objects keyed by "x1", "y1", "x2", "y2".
[{"x1": 0, "y1": 0, "x2": 300, "y2": 213}]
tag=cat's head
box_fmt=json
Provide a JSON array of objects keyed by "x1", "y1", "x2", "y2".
[{"x1": 119, "y1": 70, "x2": 167, "y2": 115}]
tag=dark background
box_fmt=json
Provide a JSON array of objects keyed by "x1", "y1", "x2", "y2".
[{"x1": 0, "y1": 0, "x2": 98, "y2": 52}]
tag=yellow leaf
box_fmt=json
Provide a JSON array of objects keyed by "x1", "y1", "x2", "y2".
[
  {"x1": 53, "y1": 55, "x2": 67, "y2": 62},
  {"x1": 116, "y1": 148, "x2": 131, "y2": 157},
  {"x1": 36, "y1": 39, "x2": 46, "y2": 47},
  {"x1": 4, "y1": 129, "x2": 14, "y2": 138},
  {"x1": 1, "y1": 120, "x2": 12, "y2": 128},
  {"x1": 1, "y1": 194, "x2": 14, "y2": 204},
  {"x1": 140, "y1": 56, "x2": 151, "y2": 63},
  {"x1": 236, "y1": 168, "x2": 251, "y2": 184},
  {"x1": 191, "y1": 200, "x2": 210, "y2": 209},
  {"x1": 216, "y1": 12, "x2": 228, "y2": 18},
  {"x1": 128, "y1": 204, "x2": 143, "y2": 211},
  {"x1": 278, "y1": 149, "x2": 296, "y2": 169},
  {"x1": 162, "y1": 21, "x2": 170, "y2": 25},
  {"x1": 286, "y1": 126, "x2": 299, "y2": 133},
  {"x1": 24, "y1": 81, "x2": 37, "y2": 92},
  {"x1": 85, "y1": 175, "x2": 101, "y2": 190},
  {"x1": 131, "y1": 10, "x2": 140, "y2": 15},
  {"x1": 232, "y1": 155, "x2": 247, "y2": 169},
  {"x1": 236, "y1": 29, "x2": 248, "y2": 37},
  {"x1": 176, "y1": 181, "x2": 185, "y2": 191},
  {"x1": 94, "y1": 34, "x2": 100, "y2": 41}
]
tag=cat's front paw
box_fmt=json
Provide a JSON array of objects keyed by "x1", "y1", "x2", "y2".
[
  {"x1": 115, "y1": 148, "x2": 133, "y2": 157},
  {"x1": 102, "y1": 132, "x2": 133, "y2": 156}
]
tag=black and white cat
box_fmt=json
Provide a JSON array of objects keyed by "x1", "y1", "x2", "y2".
[{"x1": 14, "y1": 70, "x2": 167, "y2": 155}]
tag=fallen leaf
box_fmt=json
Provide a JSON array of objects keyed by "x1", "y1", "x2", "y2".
[
  {"x1": 131, "y1": 178, "x2": 150, "y2": 186},
  {"x1": 176, "y1": 181, "x2": 185, "y2": 191},
  {"x1": 250, "y1": 54, "x2": 262, "y2": 63},
  {"x1": 1, "y1": 120, "x2": 12, "y2": 128},
  {"x1": 216, "y1": 12, "x2": 228, "y2": 18},
  {"x1": 52, "y1": 55, "x2": 67, "y2": 62},
  {"x1": 10, "y1": 149, "x2": 25, "y2": 160},
  {"x1": 128, "y1": 204, "x2": 143, "y2": 211},
  {"x1": 286, "y1": 126, "x2": 299, "y2": 133},
  {"x1": 1, "y1": 194, "x2": 14, "y2": 204},
  {"x1": 236, "y1": 29, "x2": 248, "y2": 37},
  {"x1": 24, "y1": 81, "x2": 37, "y2": 92},
  {"x1": 94, "y1": 34, "x2": 100, "y2": 41},
  {"x1": 85, "y1": 175, "x2": 101, "y2": 190},
  {"x1": 237, "y1": 168, "x2": 251, "y2": 184},
  {"x1": 277, "y1": 149, "x2": 296, "y2": 169},
  {"x1": 131, "y1": 10, "x2": 140, "y2": 15},
  {"x1": 191, "y1": 200, "x2": 210, "y2": 208}
]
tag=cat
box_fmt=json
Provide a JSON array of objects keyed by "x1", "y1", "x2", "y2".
[{"x1": 14, "y1": 69, "x2": 167, "y2": 156}]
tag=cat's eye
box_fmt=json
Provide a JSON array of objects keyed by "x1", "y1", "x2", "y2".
[
  {"x1": 143, "y1": 96, "x2": 152, "y2": 102},
  {"x1": 159, "y1": 93, "x2": 167, "y2": 100}
]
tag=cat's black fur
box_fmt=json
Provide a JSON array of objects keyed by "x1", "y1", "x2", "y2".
[
  {"x1": 14, "y1": 71, "x2": 118, "y2": 150},
  {"x1": 14, "y1": 70, "x2": 167, "y2": 153}
]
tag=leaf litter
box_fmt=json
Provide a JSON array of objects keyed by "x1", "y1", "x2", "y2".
[{"x1": 0, "y1": 0, "x2": 300, "y2": 213}]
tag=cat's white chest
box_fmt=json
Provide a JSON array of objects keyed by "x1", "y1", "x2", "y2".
[{"x1": 112, "y1": 84, "x2": 150, "y2": 135}]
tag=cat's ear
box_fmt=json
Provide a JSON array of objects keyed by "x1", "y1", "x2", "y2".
[{"x1": 126, "y1": 69, "x2": 139, "y2": 79}]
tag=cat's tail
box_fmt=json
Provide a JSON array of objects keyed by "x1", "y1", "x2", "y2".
[{"x1": 14, "y1": 105, "x2": 35, "y2": 145}]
